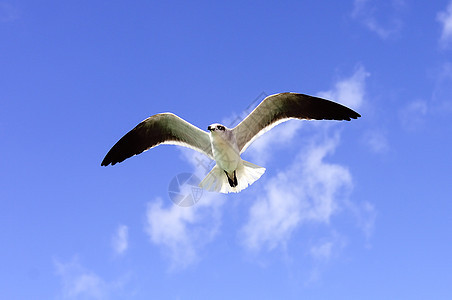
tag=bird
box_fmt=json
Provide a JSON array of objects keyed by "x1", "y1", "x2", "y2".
[{"x1": 101, "y1": 92, "x2": 361, "y2": 193}]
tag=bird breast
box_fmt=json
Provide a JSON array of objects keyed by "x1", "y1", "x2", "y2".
[{"x1": 210, "y1": 131, "x2": 241, "y2": 173}]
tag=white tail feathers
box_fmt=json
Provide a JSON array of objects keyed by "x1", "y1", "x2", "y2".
[{"x1": 199, "y1": 160, "x2": 266, "y2": 193}]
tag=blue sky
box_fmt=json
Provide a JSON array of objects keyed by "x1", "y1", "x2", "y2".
[{"x1": 1, "y1": 0, "x2": 452, "y2": 299}]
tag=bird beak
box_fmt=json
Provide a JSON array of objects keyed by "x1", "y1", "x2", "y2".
[{"x1": 207, "y1": 126, "x2": 212, "y2": 131}]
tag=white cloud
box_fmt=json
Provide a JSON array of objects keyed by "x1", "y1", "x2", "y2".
[
  {"x1": 144, "y1": 193, "x2": 225, "y2": 270},
  {"x1": 145, "y1": 199, "x2": 197, "y2": 268},
  {"x1": 352, "y1": 0, "x2": 405, "y2": 39},
  {"x1": 317, "y1": 65, "x2": 369, "y2": 110},
  {"x1": 438, "y1": 1, "x2": 452, "y2": 48},
  {"x1": 241, "y1": 134, "x2": 353, "y2": 251},
  {"x1": 112, "y1": 225, "x2": 128, "y2": 255},
  {"x1": 54, "y1": 257, "x2": 126, "y2": 299}
]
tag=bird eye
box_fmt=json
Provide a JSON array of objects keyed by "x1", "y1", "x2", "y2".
[{"x1": 217, "y1": 126, "x2": 225, "y2": 131}]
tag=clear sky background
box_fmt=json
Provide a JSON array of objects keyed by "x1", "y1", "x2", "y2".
[{"x1": 1, "y1": 1, "x2": 452, "y2": 299}]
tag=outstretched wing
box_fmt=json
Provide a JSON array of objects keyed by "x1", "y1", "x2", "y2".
[
  {"x1": 233, "y1": 93, "x2": 361, "y2": 153},
  {"x1": 101, "y1": 113, "x2": 213, "y2": 166}
]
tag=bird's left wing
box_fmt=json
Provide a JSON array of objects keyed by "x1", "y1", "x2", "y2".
[
  {"x1": 233, "y1": 93, "x2": 361, "y2": 154},
  {"x1": 101, "y1": 113, "x2": 213, "y2": 166}
]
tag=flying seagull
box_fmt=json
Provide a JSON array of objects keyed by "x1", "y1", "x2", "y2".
[{"x1": 101, "y1": 92, "x2": 360, "y2": 193}]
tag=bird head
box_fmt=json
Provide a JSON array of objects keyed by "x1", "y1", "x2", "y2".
[{"x1": 207, "y1": 123, "x2": 227, "y2": 133}]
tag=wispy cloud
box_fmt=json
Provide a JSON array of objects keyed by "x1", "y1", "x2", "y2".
[
  {"x1": 352, "y1": 0, "x2": 406, "y2": 39},
  {"x1": 356, "y1": 201, "x2": 377, "y2": 243},
  {"x1": 144, "y1": 193, "x2": 225, "y2": 270},
  {"x1": 317, "y1": 65, "x2": 369, "y2": 110},
  {"x1": 241, "y1": 134, "x2": 353, "y2": 251},
  {"x1": 54, "y1": 257, "x2": 128, "y2": 299},
  {"x1": 310, "y1": 241, "x2": 334, "y2": 261},
  {"x1": 246, "y1": 120, "x2": 302, "y2": 165},
  {"x1": 145, "y1": 199, "x2": 197, "y2": 268},
  {"x1": 399, "y1": 100, "x2": 428, "y2": 131},
  {"x1": 305, "y1": 232, "x2": 348, "y2": 284},
  {"x1": 432, "y1": 62, "x2": 452, "y2": 113},
  {"x1": 363, "y1": 130, "x2": 390, "y2": 154},
  {"x1": 438, "y1": 1, "x2": 452, "y2": 48},
  {"x1": 399, "y1": 62, "x2": 452, "y2": 130},
  {"x1": 112, "y1": 225, "x2": 128, "y2": 255},
  {"x1": 309, "y1": 233, "x2": 346, "y2": 262}
]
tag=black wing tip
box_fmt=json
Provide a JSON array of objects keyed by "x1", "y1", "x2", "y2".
[
  {"x1": 352, "y1": 111, "x2": 362, "y2": 119},
  {"x1": 101, "y1": 159, "x2": 111, "y2": 166},
  {"x1": 347, "y1": 112, "x2": 361, "y2": 120},
  {"x1": 101, "y1": 157, "x2": 121, "y2": 166},
  {"x1": 101, "y1": 154, "x2": 120, "y2": 166}
]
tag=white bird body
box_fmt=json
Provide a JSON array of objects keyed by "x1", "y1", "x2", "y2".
[
  {"x1": 101, "y1": 93, "x2": 361, "y2": 194},
  {"x1": 201, "y1": 124, "x2": 266, "y2": 193},
  {"x1": 209, "y1": 124, "x2": 240, "y2": 173}
]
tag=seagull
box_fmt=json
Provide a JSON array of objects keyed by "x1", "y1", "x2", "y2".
[{"x1": 101, "y1": 92, "x2": 361, "y2": 193}]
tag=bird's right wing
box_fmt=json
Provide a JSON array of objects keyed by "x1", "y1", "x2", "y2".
[
  {"x1": 101, "y1": 113, "x2": 213, "y2": 166},
  {"x1": 233, "y1": 93, "x2": 361, "y2": 153}
]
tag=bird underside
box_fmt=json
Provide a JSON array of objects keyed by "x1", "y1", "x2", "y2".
[{"x1": 199, "y1": 160, "x2": 266, "y2": 193}]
